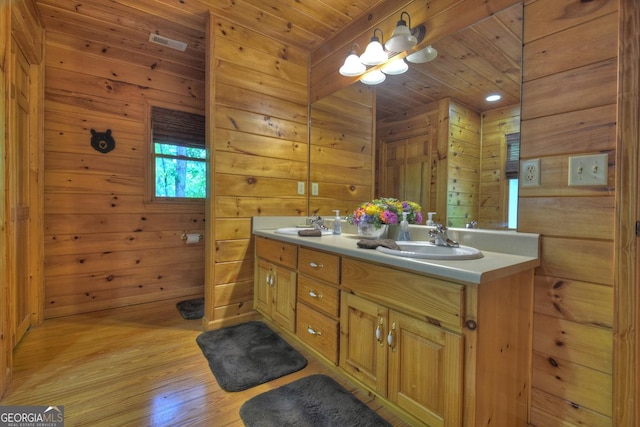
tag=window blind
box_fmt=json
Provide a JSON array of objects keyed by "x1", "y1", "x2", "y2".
[
  {"x1": 151, "y1": 106, "x2": 205, "y2": 148},
  {"x1": 505, "y1": 132, "x2": 520, "y2": 179}
]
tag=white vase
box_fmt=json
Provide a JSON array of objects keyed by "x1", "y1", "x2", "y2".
[{"x1": 357, "y1": 223, "x2": 388, "y2": 239}]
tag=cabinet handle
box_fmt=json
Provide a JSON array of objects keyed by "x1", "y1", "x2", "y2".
[
  {"x1": 309, "y1": 262, "x2": 324, "y2": 269},
  {"x1": 269, "y1": 275, "x2": 275, "y2": 287},
  {"x1": 308, "y1": 290, "x2": 322, "y2": 299},
  {"x1": 307, "y1": 326, "x2": 322, "y2": 336},
  {"x1": 375, "y1": 318, "x2": 384, "y2": 346},
  {"x1": 387, "y1": 322, "x2": 396, "y2": 352}
]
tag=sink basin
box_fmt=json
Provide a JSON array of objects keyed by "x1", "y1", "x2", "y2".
[
  {"x1": 376, "y1": 241, "x2": 483, "y2": 260},
  {"x1": 274, "y1": 227, "x2": 333, "y2": 236}
]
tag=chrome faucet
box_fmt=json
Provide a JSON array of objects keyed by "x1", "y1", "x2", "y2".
[
  {"x1": 309, "y1": 215, "x2": 328, "y2": 230},
  {"x1": 429, "y1": 224, "x2": 459, "y2": 248}
]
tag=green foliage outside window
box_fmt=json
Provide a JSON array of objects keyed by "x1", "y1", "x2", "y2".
[{"x1": 154, "y1": 143, "x2": 206, "y2": 198}]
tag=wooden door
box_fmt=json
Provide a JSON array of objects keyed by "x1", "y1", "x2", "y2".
[
  {"x1": 387, "y1": 310, "x2": 464, "y2": 427},
  {"x1": 339, "y1": 292, "x2": 388, "y2": 396},
  {"x1": 10, "y1": 39, "x2": 31, "y2": 346},
  {"x1": 271, "y1": 265, "x2": 296, "y2": 332}
]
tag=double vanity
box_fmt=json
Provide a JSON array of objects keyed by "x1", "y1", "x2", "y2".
[{"x1": 253, "y1": 216, "x2": 539, "y2": 427}]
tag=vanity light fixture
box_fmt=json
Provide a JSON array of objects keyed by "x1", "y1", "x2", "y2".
[
  {"x1": 486, "y1": 93, "x2": 502, "y2": 102},
  {"x1": 385, "y1": 12, "x2": 417, "y2": 52},
  {"x1": 339, "y1": 44, "x2": 366, "y2": 77},
  {"x1": 406, "y1": 45, "x2": 438, "y2": 63},
  {"x1": 360, "y1": 29, "x2": 388, "y2": 66},
  {"x1": 360, "y1": 69, "x2": 386, "y2": 85},
  {"x1": 381, "y1": 57, "x2": 408, "y2": 75}
]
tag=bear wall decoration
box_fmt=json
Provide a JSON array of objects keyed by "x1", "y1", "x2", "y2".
[{"x1": 90, "y1": 129, "x2": 116, "y2": 154}]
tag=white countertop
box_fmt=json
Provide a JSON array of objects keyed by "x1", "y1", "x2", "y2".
[{"x1": 252, "y1": 217, "x2": 540, "y2": 285}]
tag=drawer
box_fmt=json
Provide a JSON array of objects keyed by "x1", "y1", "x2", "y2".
[
  {"x1": 298, "y1": 247, "x2": 340, "y2": 284},
  {"x1": 341, "y1": 257, "x2": 465, "y2": 330},
  {"x1": 296, "y1": 303, "x2": 339, "y2": 364},
  {"x1": 298, "y1": 275, "x2": 340, "y2": 318},
  {"x1": 256, "y1": 236, "x2": 297, "y2": 269}
]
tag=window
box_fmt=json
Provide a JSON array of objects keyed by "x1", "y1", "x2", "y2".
[
  {"x1": 505, "y1": 132, "x2": 520, "y2": 229},
  {"x1": 150, "y1": 106, "x2": 206, "y2": 200}
]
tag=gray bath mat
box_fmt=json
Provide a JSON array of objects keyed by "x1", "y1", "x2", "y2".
[
  {"x1": 176, "y1": 297, "x2": 204, "y2": 319},
  {"x1": 240, "y1": 374, "x2": 392, "y2": 426},
  {"x1": 196, "y1": 321, "x2": 307, "y2": 392}
]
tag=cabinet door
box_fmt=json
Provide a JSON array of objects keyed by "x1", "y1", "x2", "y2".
[
  {"x1": 388, "y1": 310, "x2": 463, "y2": 427},
  {"x1": 271, "y1": 265, "x2": 297, "y2": 332},
  {"x1": 255, "y1": 258, "x2": 272, "y2": 315},
  {"x1": 339, "y1": 292, "x2": 388, "y2": 396}
]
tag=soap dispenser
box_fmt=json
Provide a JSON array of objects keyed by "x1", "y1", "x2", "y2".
[
  {"x1": 397, "y1": 212, "x2": 411, "y2": 241},
  {"x1": 426, "y1": 212, "x2": 437, "y2": 226},
  {"x1": 332, "y1": 210, "x2": 342, "y2": 235}
]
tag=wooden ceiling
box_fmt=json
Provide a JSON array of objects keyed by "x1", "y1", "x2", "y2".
[{"x1": 34, "y1": 0, "x2": 521, "y2": 119}]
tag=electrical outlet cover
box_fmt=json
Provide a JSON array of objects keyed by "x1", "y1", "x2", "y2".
[{"x1": 520, "y1": 158, "x2": 541, "y2": 187}]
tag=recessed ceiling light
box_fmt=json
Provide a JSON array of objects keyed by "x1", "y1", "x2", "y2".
[{"x1": 486, "y1": 94, "x2": 502, "y2": 102}]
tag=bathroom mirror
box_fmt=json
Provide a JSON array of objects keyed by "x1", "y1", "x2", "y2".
[{"x1": 309, "y1": 2, "x2": 523, "y2": 229}]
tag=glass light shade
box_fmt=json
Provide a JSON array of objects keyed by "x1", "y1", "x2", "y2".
[
  {"x1": 385, "y1": 23, "x2": 417, "y2": 52},
  {"x1": 339, "y1": 52, "x2": 366, "y2": 76},
  {"x1": 359, "y1": 38, "x2": 387, "y2": 66},
  {"x1": 381, "y1": 58, "x2": 408, "y2": 75},
  {"x1": 360, "y1": 69, "x2": 386, "y2": 85},
  {"x1": 406, "y1": 45, "x2": 438, "y2": 63}
]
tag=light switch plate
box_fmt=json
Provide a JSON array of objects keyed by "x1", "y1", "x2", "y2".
[
  {"x1": 311, "y1": 182, "x2": 319, "y2": 196},
  {"x1": 568, "y1": 153, "x2": 608, "y2": 186},
  {"x1": 297, "y1": 181, "x2": 305, "y2": 195}
]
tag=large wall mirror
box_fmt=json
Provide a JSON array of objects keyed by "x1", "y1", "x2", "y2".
[{"x1": 310, "y1": 2, "x2": 522, "y2": 230}]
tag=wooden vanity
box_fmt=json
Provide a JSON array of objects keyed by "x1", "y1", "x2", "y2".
[{"x1": 253, "y1": 220, "x2": 538, "y2": 427}]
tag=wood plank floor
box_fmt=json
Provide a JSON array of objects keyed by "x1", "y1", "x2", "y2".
[{"x1": 0, "y1": 297, "x2": 411, "y2": 426}]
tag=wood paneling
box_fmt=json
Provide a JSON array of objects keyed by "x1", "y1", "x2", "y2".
[
  {"x1": 521, "y1": 0, "x2": 619, "y2": 424},
  {"x1": 205, "y1": 15, "x2": 309, "y2": 328},
  {"x1": 42, "y1": 7, "x2": 206, "y2": 317}
]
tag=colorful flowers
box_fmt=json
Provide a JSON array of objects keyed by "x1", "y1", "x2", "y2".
[{"x1": 348, "y1": 198, "x2": 423, "y2": 229}]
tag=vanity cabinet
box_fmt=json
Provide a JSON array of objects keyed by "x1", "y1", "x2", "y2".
[
  {"x1": 254, "y1": 237, "x2": 297, "y2": 332},
  {"x1": 340, "y1": 265, "x2": 464, "y2": 427},
  {"x1": 296, "y1": 247, "x2": 340, "y2": 363}
]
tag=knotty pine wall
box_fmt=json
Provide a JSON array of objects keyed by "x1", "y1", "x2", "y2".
[
  {"x1": 519, "y1": 0, "x2": 618, "y2": 424},
  {"x1": 206, "y1": 16, "x2": 310, "y2": 326},
  {"x1": 309, "y1": 84, "x2": 375, "y2": 216},
  {"x1": 479, "y1": 104, "x2": 520, "y2": 229},
  {"x1": 42, "y1": 25, "x2": 206, "y2": 318}
]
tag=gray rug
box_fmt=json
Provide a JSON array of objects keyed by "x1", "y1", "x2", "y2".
[
  {"x1": 176, "y1": 297, "x2": 204, "y2": 320},
  {"x1": 240, "y1": 374, "x2": 393, "y2": 426},
  {"x1": 196, "y1": 321, "x2": 307, "y2": 392}
]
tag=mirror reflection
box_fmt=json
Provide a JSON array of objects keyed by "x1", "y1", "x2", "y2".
[{"x1": 311, "y1": 3, "x2": 523, "y2": 230}]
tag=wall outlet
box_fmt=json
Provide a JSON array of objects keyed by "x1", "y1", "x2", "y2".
[
  {"x1": 520, "y1": 158, "x2": 541, "y2": 187},
  {"x1": 297, "y1": 181, "x2": 305, "y2": 195},
  {"x1": 568, "y1": 153, "x2": 608, "y2": 186},
  {"x1": 311, "y1": 182, "x2": 319, "y2": 196}
]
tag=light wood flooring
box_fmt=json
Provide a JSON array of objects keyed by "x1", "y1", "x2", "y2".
[{"x1": 0, "y1": 297, "x2": 410, "y2": 426}]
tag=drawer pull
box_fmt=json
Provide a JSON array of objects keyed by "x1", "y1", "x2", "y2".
[
  {"x1": 308, "y1": 290, "x2": 322, "y2": 299},
  {"x1": 307, "y1": 326, "x2": 322, "y2": 336},
  {"x1": 309, "y1": 262, "x2": 324, "y2": 269}
]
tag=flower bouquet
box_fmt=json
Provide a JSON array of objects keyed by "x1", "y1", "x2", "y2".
[{"x1": 348, "y1": 197, "x2": 422, "y2": 238}]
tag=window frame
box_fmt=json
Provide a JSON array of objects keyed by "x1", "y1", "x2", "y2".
[{"x1": 145, "y1": 102, "x2": 207, "y2": 204}]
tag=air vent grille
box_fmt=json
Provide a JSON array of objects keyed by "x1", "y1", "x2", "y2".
[{"x1": 148, "y1": 33, "x2": 188, "y2": 52}]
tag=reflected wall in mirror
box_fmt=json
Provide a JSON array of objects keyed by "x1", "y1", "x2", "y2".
[{"x1": 311, "y1": 2, "x2": 523, "y2": 230}]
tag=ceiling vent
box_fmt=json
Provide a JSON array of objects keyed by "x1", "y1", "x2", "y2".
[{"x1": 148, "y1": 33, "x2": 188, "y2": 52}]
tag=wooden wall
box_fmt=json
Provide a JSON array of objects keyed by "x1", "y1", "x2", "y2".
[
  {"x1": 205, "y1": 15, "x2": 310, "y2": 328},
  {"x1": 519, "y1": 0, "x2": 618, "y2": 425},
  {"x1": 446, "y1": 99, "x2": 480, "y2": 228},
  {"x1": 42, "y1": 17, "x2": 206, "y2": 318},
  {"x1": 479, "y1": 104, "x2": 520, "y2": 229},
  {"x1": 310, "y1": 84, "x2": 375, "y2": 216}
]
